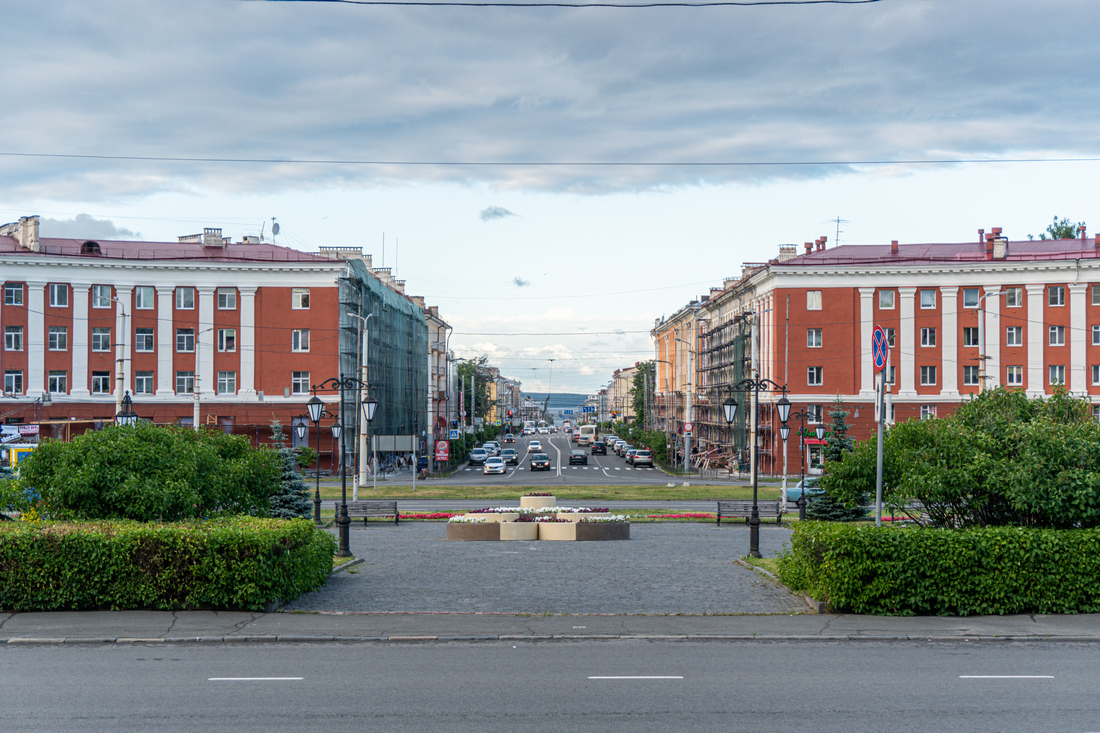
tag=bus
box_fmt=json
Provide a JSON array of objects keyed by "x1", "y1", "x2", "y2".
[{"x1": 577, "y1": 424, "x2": 597, "y2": 446}]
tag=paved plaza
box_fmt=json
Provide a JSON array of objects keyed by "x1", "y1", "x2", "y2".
[{"x1": 281, "y1": 521, "x2": 808, "y2": 615}]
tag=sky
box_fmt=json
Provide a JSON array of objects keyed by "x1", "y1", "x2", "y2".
[{"x1": 4, "y1": 0, "x2": 1100, "y2": 394}]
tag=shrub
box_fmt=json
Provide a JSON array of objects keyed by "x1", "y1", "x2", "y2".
[
  {"x1": 17, "y1": 423, "x2": 282, "y2": 522},
  {"x1": 0, "y1": 517, "x2": 336, "y2": 611},
  {"x1": 777, "y1": 521, "x2": 1100, "y2": 615}
]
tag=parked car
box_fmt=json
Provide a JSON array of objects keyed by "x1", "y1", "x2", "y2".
[
  {"x1": 500, "y1": 448, "x2": 519, "y2": 465},
  {"x1": 529, "y1": 440, "x2": 542, "y2": 452},
  {"x1": 568, "y1": 449, "x2": 588, "y2": 465},
  {"x1": 625, "y1": 448, "x2": 639, "y2": 464},
  {"x1": 469, "y1": 448, "x2": 488, "y2": 466},
  {"x1": 590, "y1": 441, "x2": 607, "y2": 455},
  {"x1": 614, "y1": 440, "x2": 627, "y2": 455},
  {"x1": 483, "y1": 457, "x2": 506, "y2": 475},
  {"x1": 503, "y1": 434, "x2": 515, "y2": 444},
  {"x1": 615, "y1": 442, "x2": 629, "y2": 456},
  {"x1": 604, "y1": 435, "x2": 618, "y2": 445},
  {"x1": 529, "y1": 453, "x2": 551, "y2": 471},
  {"x1": 631, "y1": 449, "x2": 653, "y2": 467},
  {"x1": 784, "y1": 476, "x2": 824, "y2": 503}
]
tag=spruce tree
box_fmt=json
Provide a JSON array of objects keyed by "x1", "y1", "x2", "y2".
[
  {"x1": 807, "y1": 396, "x2": 866, "y2": 522},
  {"x1": 267, "y1": 420, "x2": 313, "y2": 520}
]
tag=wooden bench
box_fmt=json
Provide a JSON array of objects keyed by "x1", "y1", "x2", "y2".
[
  {"x1": 716, "y1": 500, "x2": 784, "y2": 525},
  {"x1": 338, "y1": 500, "x2": 399, "y2": 526}
]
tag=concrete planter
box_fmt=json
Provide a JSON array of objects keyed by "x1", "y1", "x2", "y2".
[
  {"x1": 556, "y1": 511, "x2": 610, "y2": 522},
  {"x1": 446, "y1": 523, "x2": 500, "y2": 541},
  {"x1": 575, "y1": 522, "x2": 630, "y2": 541},
  {"x1": 537, "y1": 522, "x2": 577, "y2": 541},
  {"x1": 475, "y1": 512, "x2": 520, "y2": 523},
  {"x1": 499, "y1": 522, "x2": 539, "y2": 541},
  {"x1": 520, "y1": 495, "x2": 556, "y2": 511}
]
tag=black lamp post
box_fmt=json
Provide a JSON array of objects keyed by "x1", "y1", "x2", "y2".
[
  {"x1": 312, "y1": 374, "x2": 377, "y2": 557},
  {"x1": 306, "y1": 395, "x2": 340, "y2": 525},
  {"x1": 722, "y1": 379, "x2": 790, "y2": 558},
  {"x1": 115, "y1": 391, "x2": 139, "y2": 427},
  {"x1": 781, "y1": 407, "x2": 823, "y2": 521}
]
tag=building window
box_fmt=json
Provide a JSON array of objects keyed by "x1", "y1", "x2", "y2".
[
  {"x1": 92, "y1": 284, "x2": 112, "y2": 308},
  {"x1": 176, "y1": 328, "x2": 195, "y2": 353},
  {"x1": 292, "y1": 329, "x2": 310, "y2": 352},
  {"x1": 4, "y1": 284, "x2": 23, "y2": 306},
  {"x1": 217, "y1": 329, "x2": 236, "y2": 352},
  {"x1": 920, "y1": 365, "x2": 937, "y2": 385},
  {"x1": 963, "y1": 327, "x2": 979, "y2": 347},
  {"x1": 1094, "y1": 325, "x2": 1100, "y2": 346},
  {"x1": 217, "y1": 288, "x2": 236, "y2": 310},
  {"x1": 806, "y1": 404, "x2": 823, "y2": 423},
  {"x1": 176, "y1": 287, "x2": 195, "y2": 310},
  {"x1": 48, "y1": 370, "x2": 67, "y2": 394},
  {"x1": 1006, "y1": 366, "x2": 1024, "y2": 386},
  {"x1": 1006, "y1": 326, "x2": 1023, "y2": 347},
  {"x1": 1049, "y1": 286, "x2": 1065, "y2": 307},
  {"x1": 1093, "y1": 365, "x2": 1100, "y2": 386},
  {"x1": 920, "y1": 289, "x2": 936, "y2": 309},
  {"x1": 176, "y1": 371, "x2": 195, "y2": 394},
  {"x1": 879, "y1": 290, "x2": 895, "y2": 309},
  {"x1": 4, "y1": 326, "x2": 23, "y2": 351},
  {"x1": 1094, "y1": 405, "x2": 1100, "y2": 422},
  {"x1": 91, "y1": 327, "x2": 111, "y2": 352},
  {"x1": 135, "y1": 328, "x2": 155, "y2": 352},
  {"x1": 1093, "y1": 285, "x2": 1100, "y2": 306},
  {"x1": 962, "y1": 288, "x2": 980, "y2": 308},
  {"x1": 48, "y1": 326, "x2": 67, "y2": 351},
  {"x1": 1005, "y1": 286, "x2": 1023, "y2": 307},
  {"x1": 1049, "y1": 365, "x2": 1065, "y2": 385},
  {"x1": 4, "y1": 370, "x2": 23, "y2": 395},
  {"x1": 885, "y1": 328, "x2": 895, "y2": 348},
  {"x1": 806, "y1": 328, "x2": 822, "y2": 348},
  {"x1": 921, "y1": 327, "x2": 937, "y2": 347},
  {"x1": 921, "y1": 405, "x2": 937, "y2": 420},
  {"x1": 806, "y1": 291, "x2": 821, "y2": 311},
  {"x1": 135, "y1": 286, "x2": 155, "y2": 309},
  {"x1": 1049, "y1": 326, "x2": 1065, "y2": 346},
  {"x1": 292, "y1": 288, "x2": 310, "y2": 310},
  {"x1": 217, "y1": 371, "x2": 237, "y2": 395},
  {"x1": 91, "y1": 371, "x2": 111, "y2": 394},
  {"x1": 134, "y1": 371, "x2": 154, "y2": 395},
  {"x1": 292, "y1": 371, "x2": 310, "y2": 395},
  {"x1": 963, "y1": 365, "x2": 979, "y2": 386},
  {"x1": 49, "y1": 284, "x2": 69, "y2": 307},
  {"x1": 807, "y1": 366, "x2": 823, "y2": 386}
]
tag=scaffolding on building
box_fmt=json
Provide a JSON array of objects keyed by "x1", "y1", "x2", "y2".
[{"x1": 697, "y1": 313, "x2": 753, "y2": 470}]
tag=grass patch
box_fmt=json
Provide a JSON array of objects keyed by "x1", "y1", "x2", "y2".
[{"x1": 744, "y1": 556, "x2": 781, "y2": 575}]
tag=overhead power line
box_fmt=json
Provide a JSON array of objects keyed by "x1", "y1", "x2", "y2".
[{"x1": 249, "y1": 0, "x2": 881, "y2": 6}]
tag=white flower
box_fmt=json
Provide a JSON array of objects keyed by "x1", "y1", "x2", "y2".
[
  {"x1": 448, "y1": 515, "x2": 487, "y2": 523},
  {"x1": 580, "y1": 515, "x2": 629, "y2": 523}
]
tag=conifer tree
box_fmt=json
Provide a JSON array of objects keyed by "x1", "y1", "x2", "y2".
[
  {"x1": 267, "y1": 420, "x2": 312, "y2": 520},
  {"x1": 807, "y1": 396, "x2": 866, "y2": 521}
]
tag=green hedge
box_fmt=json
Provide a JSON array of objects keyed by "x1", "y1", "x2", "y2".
[
  {"x1": 777, "y1": 522, "x2": 1100, "y2": 616},
  {"x1": 0, "y1": 517, "x2": 336, "y2": 612}
]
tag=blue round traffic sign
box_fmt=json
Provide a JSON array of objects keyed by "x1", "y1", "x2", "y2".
[{"x1": 872, "y1": 326, "x2": 889, "y2": 372}]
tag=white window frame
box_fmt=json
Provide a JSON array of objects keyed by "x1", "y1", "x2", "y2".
[
  {"x1": 962, "y1": 327, "x2": 979, "y2": 347},
  {"x1": 49, "y1": 283, "x2": 69, "y2": 308},
  {"x1": 1005, "y1": 287, "x2": 1023, "y2": 308},
  {"x1": 217, "y1": 288, "x2": 236, "y2": 310},
  {"x1": 920, "y1": 327, "x2": 937, "y2": 347},
  {"x1": 807, "y1": 328, "x2": 822, "y2": 348},
  {"x1": 135, "y1": 328, "x2": 155, "y2": 352},
  {"x1": 962, "y1": 288, "x2": 980, "y2": 309},
  {"x1": 1093, "y1": 365, "x2": 1100, "y2": 386},
  {"x1": 878, "y1": 290, "x2": 895, "y2": 309},
  {"x1": 920, "y1": 405, "x2": 937, "y2": 420},
  {"x1": 806, "y1": 404, "x2": 823, "y2": 423},
  {"x1": 175, "y1": 287, "x2": 195, "y2": 310},
  {"x1": 920, "y1": 365, "x2": 937, "y2": 386},
  {"x1": 962, "y1": 365, "x2": 979, "y2": 386},
  {"x1": 920, "y1": 289, "x2": 936, "y2": 309},
  {"x1": 48, "y1": 326, "x2": 67, "y2": 351},
  {"x1": 1049, "y1": 325, "x2": 1065, "y2": 346},
  {"x1": 806, "y1": 291, "x2": 822, "y2": 311},
  {"x1": 1006, "y1": 366, "x2": 1023, "y2": 386},
  {"x1": 292, "y1": 328, "x2": 310, "y2": 352},
  {"x1": 135, "y1": 286, "x2": 155, "y2": 310},
  {"x1": 292, "y1": 288, "x2": 310, "y2": 310},
  {"x1": 1049, "y1": 286, "x2": 1065, "y2": 307},
  {"x1": 291, "y1": 371, "x2": 310, "y2": 395},
  {"x1": 48, "y1": 370, "x2": 67, "y2": 394},
  {"x1": 1093, "y1": 285, "x2": 1100, "y2": 306},
  {"x1": 4, "y1": 284, "x2": 23, "y2": 306},
  {"x1": 885, "y1": 328, "x2": 895, "y2": 348},
  {"x1": 92, "y1": 285, "x2": 112, "y2": 308},
  {"x1": 134, "y1": 371, "x2": 154, "y2": 395},
  {"x1": 176, "y1": 371, "x2": 195, "y2": 394},
  {"x1": 807, "y1": 366, "x2": 823, "y2": 386},
  {"x1": 176, "y1": 328, "x2": 195, "y2": 353},
  {"x1": 1006, "y1": 326, "x2": 1023, "y2": 347},
  {"x1": 1093, "y1": 325, "x2": 1100, "y2": 346},
  {"x1": 217, "y1": 328, "x2": 236, "y2": 353},
  {"x1": 217, "y1": 371, "x2": 237, "y2": 395},
  {"x1": 1049, "y1": 365, "x2": 1065, "y2": 385},
  {"x1": 91, "y1": 327, "x2": 111, "y2": 352},
  {"x1": 4, "y1": 326, "x2": 23, "y2": 351},
  {"x1": 4, "y1": 370, "x2": 24, "y2": 395},
  {"x1": 91, "y1": 371, "x2": 111, "y2": 394}
]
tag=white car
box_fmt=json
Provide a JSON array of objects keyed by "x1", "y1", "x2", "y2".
[
  {"x1": 483, "y1": 457, "x2": 506, "y2": 475},
  {"x1": 529, "y1": 440, "x2": 542, "y2": 451}
]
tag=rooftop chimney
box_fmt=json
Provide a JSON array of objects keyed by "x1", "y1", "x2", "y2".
[
  {"x1": 1081, "y1": 224, "x2": 1088, "y2": 240},
  {"x1": 978, "y1": 229, "x2": 985, "y2": 243},
  {"x1": 804, "y1": 241, "x2": 813, "y2": 254},
  {"x1": 778, "y1": 245, "x2": 797, "y2": 262},
  {"x1": 18, "y1": 215, "x2": 40, "y2": 252},
  {"x1": 891, "y1": 240, "x2": 899, "y2": 255},
  {"x1": 410, "y1": 295, "x2": 425, "y2": 308},
  {"x1": 241, "y1": 235, "x2": 260, "y2": 244},
  {"x1": 202, "y1": 227, "x2": 224, "y2": 247}
]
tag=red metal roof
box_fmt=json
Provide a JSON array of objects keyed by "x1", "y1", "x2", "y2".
[
  {"x1": 0, "y1": 235, "x2": 337, "y2": 263},
  {"x1": 779, "y1": 238, "x2": 1100, "y2": 267}
]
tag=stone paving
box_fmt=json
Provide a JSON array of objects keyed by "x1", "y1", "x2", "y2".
[{"x1": 281, "y1": 522, "x2": 808, "y2": 615}]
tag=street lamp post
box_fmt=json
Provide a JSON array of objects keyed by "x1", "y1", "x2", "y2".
[
  {"x1": 312, "y1": 374, "x2": 378, "y2": 558},
  {"x1": 780, "y1": 408, "x2": 825, "y2": 521},
  {"x1": 306, "y1": 395, "x2": 340, "y2": 525},
  {"x1": 723, "y1": 379, "x2": 790, "y2": 558},
  {"x1": 115, "y1": 391, "x2": 139, "y2": 426}
]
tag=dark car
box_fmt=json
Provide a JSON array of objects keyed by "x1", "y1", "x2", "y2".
[
  {"x1": 568, "y1": 449, "x2": 588, "y2": 465},
  {"x1": 500, "y1": 448, "x2": 519, "y2": 465},
  {"x1": 529, "y1": 453, "x2": 551, "y2": 471},
  {"x1": 590, "y1": 441, "x2": 607, "y2": 455}
]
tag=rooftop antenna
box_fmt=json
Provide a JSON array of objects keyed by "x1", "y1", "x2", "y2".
[
  {"x1": 259, "y1": 220, "x2": 266, "y2": 242},
  {"x1": 826, "y1": 216, "x2": 850, "y2": 246},
  {"x1": 271, "y1": 217, "x2": 280, "y2": 243}
]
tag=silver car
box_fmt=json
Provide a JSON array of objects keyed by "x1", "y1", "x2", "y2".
[{"x1": 483, "y1": 457, "x2": 506, "y2": 475}]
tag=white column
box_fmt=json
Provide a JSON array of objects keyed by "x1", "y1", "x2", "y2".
[
  {"x1": 898, "y1": 287, "x2": 916, "y2": 396},
  {"x1": 197, "y1": 286, "x2": 215, "y2": 400},
  {"x1": 940, "y1": 287, "x2": 959, "y2": 398},
  {"x1": 70, "y1": 284, "x2": 91, "y2": 398},
  {"x1": 26, "y1": 281, "x2": 46, "y2": 395},
  {"x1": 239, "y1": 286, "x2": 257, "y2": 395},
  {"x1": 115, "y1": 286, "x2": 133, "y2": 407},
  {"x1": 984, "y1": 287, "x2": 1002, "y2": 389},
  {"x1": 1026, "y1": 284, "x2": 1045, "y2": 397},
  {"x1": 859, "y1": 287, "x2": 875, "y2": 396},
  {"x1": 1070, "y1": 283, "x2": 1088, "y2": 395},
  {"x1": 156, "y1": 287, "x2": 175, "y2": 396}
]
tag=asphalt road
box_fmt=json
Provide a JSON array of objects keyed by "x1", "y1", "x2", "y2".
[{"x1": 4, "y1": 640, "x2": 1097, "y2": 732}]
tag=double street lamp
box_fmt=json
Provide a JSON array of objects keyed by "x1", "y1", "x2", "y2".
[
  {"x1": 782, "y1": 408, "x2": 826, "y2": 521},
  {"x1": 302, "y1": 400, "x2": 343, "y2": 525},
  {"x1": 311, "y1": 374, "x2": 379, "y2": 558},
  {"x1": 723, "y1": 378, "x2": 790, "y2": 558}
]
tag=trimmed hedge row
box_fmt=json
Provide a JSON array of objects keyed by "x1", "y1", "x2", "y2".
[
  {"x1": 0, "y1": 517, "x2": 336, "y2": 612},
  {"x1": 777, "y1": 522, "x2": 1100, "y2": 616}
]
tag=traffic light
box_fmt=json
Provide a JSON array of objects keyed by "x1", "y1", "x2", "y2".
[{"x1": 508, "y1": 409, "x2": 513, "y2": 418}]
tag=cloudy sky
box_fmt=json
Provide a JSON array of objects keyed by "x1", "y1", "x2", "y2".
[{"x1": 4, "y1": 0, "x2": 1100, "y2": 393}]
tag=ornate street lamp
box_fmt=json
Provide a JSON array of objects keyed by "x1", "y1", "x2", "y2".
[
  {"x1": 362, "y1": 393, "x2": 379, "y2": 493},
  {"x1": 306, "y1": 394, "x2": 338, "y2": 525},
  {"x1": 780, "y1": 407, "x2": 821, "y2": 522},
  {"x1": 723, "y1": 379, "x2": 790, "y2": 558},
  {"x1": 115, "y1": 391, "x2": 139, "y2": 427}
]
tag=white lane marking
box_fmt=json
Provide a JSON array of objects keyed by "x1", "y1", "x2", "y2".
[
  {"x1": 207, "y1": 673, "x2": 303, "y2": 677},
  {"x1": 588, "y1": 676, "x2": 684, "y2": 680},
  {"x1": 959, "y1": 673, "x2": 1051, "y2": 677}
]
